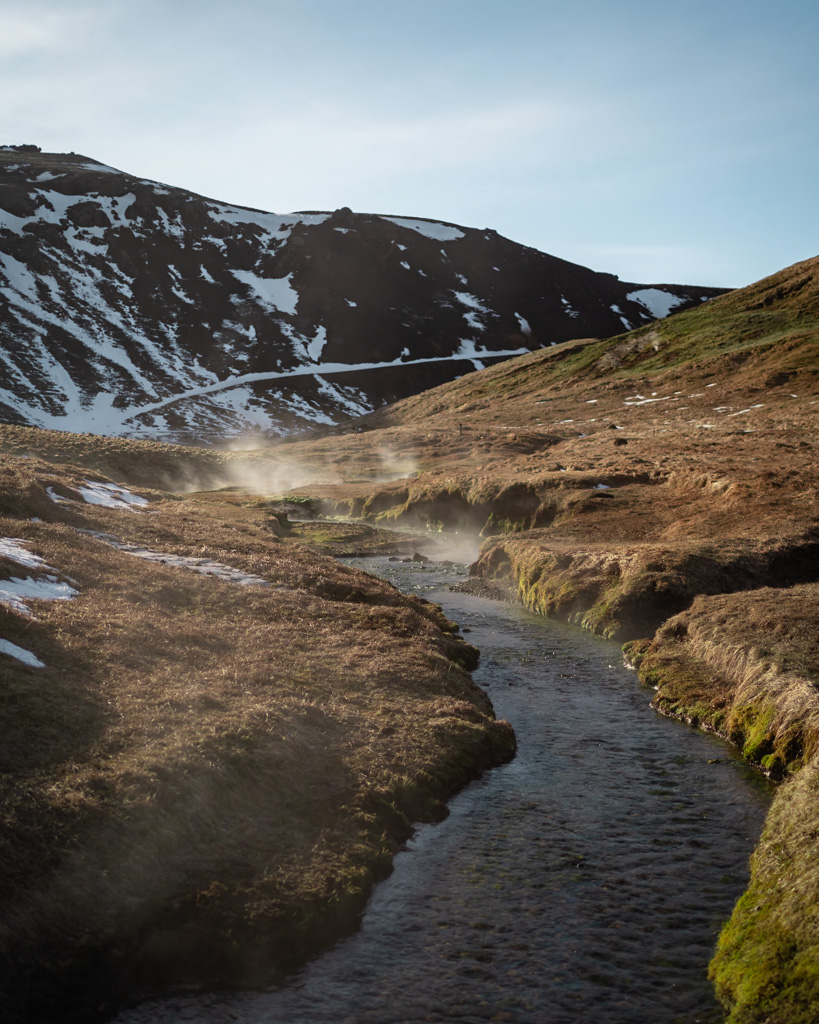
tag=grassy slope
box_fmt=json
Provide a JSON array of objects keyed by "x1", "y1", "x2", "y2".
[
  {"x1": 0, "y1": 449, "x2": 514, "y2": 1022},
  {"x1": 3, "y1": 256, "x2": 818, "y2": 1022},
  {"x1": 260, "y1": 256, "x2": 819, "y2": 1023}
]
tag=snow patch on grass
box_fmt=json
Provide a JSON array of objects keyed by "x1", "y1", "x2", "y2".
[
  {"x1": 1, "y1": 538, "x2": 78, "y2": 617},
  {"x1": 80, "y1": 531, "x2": 270, "y2": 586},
  {"x1": 0, "y1": 638, "x2": 45, "y2": 668},
  {"x1": 0, "y1": 537, "x2": 52, "y2": 570},
  {"x1": 0, "y1": 575, "x2": 79, "y2": 617},
  {"x1": 77, "y1": 482, "x2": 149, "y2": 510}
]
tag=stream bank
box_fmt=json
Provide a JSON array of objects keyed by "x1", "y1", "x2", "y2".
[
  {"x1": 285, "y1": 513, "x2": 819, "y2": 1022},
  {"x1": 0, "y1": 463, "x2": 515, "y2": 1024},
  {"x1": 114, "y1": 557, "x2": 771, "y2": 1024}
]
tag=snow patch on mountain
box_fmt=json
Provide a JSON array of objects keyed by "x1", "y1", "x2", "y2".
[
  {"x1": 453, "y1": 290, "x2": 492, "y2": 332},
  {"x1": 514, "y1": 313, "x2": 532, "y2": 336},
  {"x1": 231, "y1": 270, "x2": 299, "y2": 314},
  {"x1": 626, "y1": 288, "x2": 686, "y2": 320},
  {"x1": 456, "y1": 338, "x2": 526, "y2": 372},
  {"x1": 611, "y1": 304, "x2": 632, "y2": 330},
  {"x1": 79, "y1": 162, "x2": 122, "y2": 174},
  {"x1": 207, "y1": 205, "x2": 329, "y2": 239},
  {"x1": 304, "y1": 325, "x2": 327, "y2": 363},
  {"x1": 381, "y1": 217, "x2": 465, "y2": 242},
  {"x1": 314, "y1": 376, "x2": 371, "y2": 418}
]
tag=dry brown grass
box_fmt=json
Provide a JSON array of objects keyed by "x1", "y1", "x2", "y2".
[
  {"x1": 635, "y1": 585, "x2": 819, "y2": 775},
  {"x1": 623, "y1": 586, "x2": 819, "y2": 1023},
  {"x1": 244, "y1": 256, "x2": 819, "y2": 1024},
  {"x1": 0, "y1": 449, "x2": 513, "y2": 1021},
  {"x1": 2, "y1": 256, "x2": 818, "y2": 1023}
]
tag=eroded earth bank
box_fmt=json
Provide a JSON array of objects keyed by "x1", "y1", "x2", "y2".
[
  {"x1": 1, "y1": 254, "x2": 818, "y2": 1022},
  {"x1": 273, "y1": 257, "x2": 818, "y2": 1023}
]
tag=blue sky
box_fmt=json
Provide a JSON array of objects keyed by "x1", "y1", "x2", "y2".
[{"x1": 1, "y1": 0, "x2": 817, "y2": 287}]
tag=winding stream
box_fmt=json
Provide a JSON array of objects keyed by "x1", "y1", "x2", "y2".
[{"x1": 116, "y1": 557, "x2": 771, "y2": 1024}]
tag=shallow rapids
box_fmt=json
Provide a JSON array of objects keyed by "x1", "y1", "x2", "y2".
[{"x1": 116, "y1": 557, "x2": 771, "y2": 1024}]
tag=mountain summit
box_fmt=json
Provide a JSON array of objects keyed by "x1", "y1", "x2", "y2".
[{"x1": 0, "y1": 147, "x2": 725, "y2": 442}]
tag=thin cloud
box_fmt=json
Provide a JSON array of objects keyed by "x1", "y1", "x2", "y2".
[{"x1": 0, "y1": 2, "x2": 97, "y2": 58}]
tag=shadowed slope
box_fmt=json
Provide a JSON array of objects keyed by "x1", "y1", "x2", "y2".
[
  {"x1": 0, "y1": 446, "x2": 513, "y2": 1023},
  {"x1": 0, "y1": 146, "x2": 723, "y2": 441}
]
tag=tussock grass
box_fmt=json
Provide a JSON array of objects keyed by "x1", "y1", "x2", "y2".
[
  {"x1": 262, "y1": 254, "x2": 819, "y2": 1023},
  {"x1": 635, "y1": 585, "x2": 819, "y2": 776},
  {"x1": 3, "y1": 255, "x2": 819, "y2": 1021},
  {"x1": 0, "y1": 448, "x2": 513, "y2": 1021},
  {"x1": 628, "y1": 585, "x2": 819, "y2": 1022}
]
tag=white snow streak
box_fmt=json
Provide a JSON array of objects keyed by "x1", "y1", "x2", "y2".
[
  {"x1": 78, "y1": 531, "x2": 268, "y2": 586},
  {"x1": 381, "y1": 217, "x2": 465, "y2": 242},
  {"x1": 514, "y1": 312, "x2": 531, "y2": 336},
  {"x1": 626, "y1": 289, "x2": 686, "y2": 320},
  {"x1": 314, "y1": 376, "x2": 371, "y2": 417},
  {"x1": 232, "y1": 270, "x2": 299, "y2": 314},
  {"x1": 76, "y1": 481, "x2": 149, "y2": 510},
  {"x1": 305, "y1": 326, "x2": 327, "y2": 363},
  {"x1": 610, "y1": 304, "x2": 632, "y2": 330},
  {"x1": 0, "y1": 638, "x2": 45, "y2": 668},
  {"x1": 113, "y1": 349, "x2": 531, "y2": 427}
]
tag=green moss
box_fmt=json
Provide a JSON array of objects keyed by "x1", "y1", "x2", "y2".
[
  {"x1": 579, "y1": 579, "x2": 626, "y2": 638},
  {"x1": 710, "y1": 763, "x2": 819, "y2": 1023},
  {"x1": 481, "y1": 512, "x2": 526, "y2": 536},
  {"x1": 622, "y1": 638, "x2": 651, "y2": 669},
  {"x1": 737, "y1": 706, "x2": 777, "y2": 763}
]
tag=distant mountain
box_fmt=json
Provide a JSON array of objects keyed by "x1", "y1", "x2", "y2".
[{"x1": 0, "y1": 146, "x2": 726, "y2": 442}]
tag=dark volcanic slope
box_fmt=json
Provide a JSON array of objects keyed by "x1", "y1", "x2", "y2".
[{"x1": 0, "y1": 146, "x2": 725, "y2": 442}]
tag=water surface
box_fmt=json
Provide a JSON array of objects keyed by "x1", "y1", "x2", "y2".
[{"x1": 116, "y1": 558, "x2": 770, "y2": 1024}]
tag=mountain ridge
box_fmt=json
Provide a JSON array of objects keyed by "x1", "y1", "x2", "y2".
[{"x1": 0, "y1": 146, "x2": 725, "y2": 442}]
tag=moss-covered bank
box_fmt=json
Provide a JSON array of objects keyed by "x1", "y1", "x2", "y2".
[
  {"x1": 709, "y1": 757, "x2": 819, "y2": 1024},
  {"x1": 618, "y1": 585, "x2": 819, "y2": 1023},
  {"x1": 469, "y1": 535, "x2": 819, "y2": 1020},
  {"x1": 470, "y1": 531, "x2": 819, "y2": 643}
]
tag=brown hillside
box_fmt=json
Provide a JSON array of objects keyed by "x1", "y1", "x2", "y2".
[{"x1": 0, "y1": 447, "x2": 513, "y2": 1022}]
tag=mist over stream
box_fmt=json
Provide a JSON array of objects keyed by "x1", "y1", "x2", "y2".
[{"x1": 116, "y1": 556, "x2": 771, "y2": 1024}]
